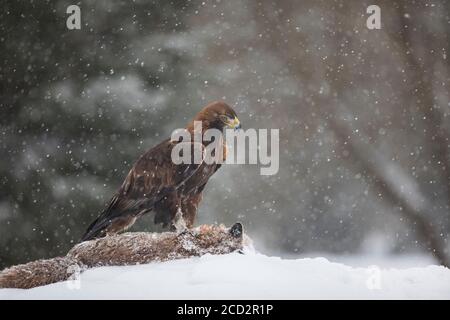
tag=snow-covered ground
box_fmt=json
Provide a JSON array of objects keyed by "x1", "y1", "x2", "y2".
[{"x1": 1, "y1": 252, "x2": 449, "y2": 299}]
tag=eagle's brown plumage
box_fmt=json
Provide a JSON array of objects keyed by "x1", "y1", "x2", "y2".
[{"x1": 81, "y1": 101, "x2": 240, "y2": 241}]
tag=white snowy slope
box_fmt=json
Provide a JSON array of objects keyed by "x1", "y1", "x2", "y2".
[{"x1": 1, "y1": 252, "x2": 449, "y2": 299}]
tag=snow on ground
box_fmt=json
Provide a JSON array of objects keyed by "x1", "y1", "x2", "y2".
[{"x1": 1, "y1": 252, "x2": 449, "y2": 299}]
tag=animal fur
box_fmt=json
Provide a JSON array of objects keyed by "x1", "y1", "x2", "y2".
[{"x1": 0, "y1": 223, "x2": 247, "y2": 289}]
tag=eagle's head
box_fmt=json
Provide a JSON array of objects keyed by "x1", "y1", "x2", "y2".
[{"x1": 189, "y1": 101, "x2": 241, "y2": 131}]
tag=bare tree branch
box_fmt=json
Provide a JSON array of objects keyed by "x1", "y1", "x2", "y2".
[
  {"x1": 389, "y1": 2, "x2": 450, "y2": 211},
  {"x1": 326, "y1": 117, "x2": 449, "y2": 267}
]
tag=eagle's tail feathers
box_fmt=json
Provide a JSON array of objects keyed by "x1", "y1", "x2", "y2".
[
  {"x1": 81, "y1": 199, "x2": 155, "y2": 242},
  {"x1": 81, "y1": 217, "x2": 109, "y2": 242}
]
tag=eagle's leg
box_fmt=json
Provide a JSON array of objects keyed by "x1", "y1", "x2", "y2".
[
  {"x1": 172, "y1": 208, "x2": 188, "y2": 234},
  {"x1": 180, "y1": 191, "x2": 203, "y2": 229},
  {"x1": 154, "y1": 191, "x2": 180, "y2": 229}
]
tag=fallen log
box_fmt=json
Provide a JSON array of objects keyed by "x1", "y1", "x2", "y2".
[{"x1": 0, "y1": 223, "x2": 247, "y2": 289}]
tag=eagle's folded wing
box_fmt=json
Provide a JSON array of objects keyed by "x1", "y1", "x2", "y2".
[{"x1": 81, "y1": 139, "x2": 204, "y2": 241}]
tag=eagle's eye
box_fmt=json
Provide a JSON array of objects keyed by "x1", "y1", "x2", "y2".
[{"x1": 219, "y1": 115, "x2": 230, "y2": 123}]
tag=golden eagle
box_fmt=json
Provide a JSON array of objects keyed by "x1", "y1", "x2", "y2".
[{"x1": 81, "y1": 101, "x2": 241, "y2": 241}]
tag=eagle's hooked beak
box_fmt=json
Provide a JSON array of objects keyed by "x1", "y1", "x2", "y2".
[{"x1": 228, "y1": 117, "x2": 241, "y2": 131}]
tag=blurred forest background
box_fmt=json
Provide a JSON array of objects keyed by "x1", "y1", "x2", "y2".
[{"x1": 1, "y1": 0, "x2": 450, "y2": 269}]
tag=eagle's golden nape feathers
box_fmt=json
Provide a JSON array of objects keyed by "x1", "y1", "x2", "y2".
[
  {"x1": 81, "y1": 101, "x2": 240, "y2": 242},
  {"x1": 186, "y1": 100, "x2": 241, "y2": 132}
]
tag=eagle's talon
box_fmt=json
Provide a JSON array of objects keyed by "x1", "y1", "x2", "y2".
[{"x1": 177, "y1": 229, "x2": 193, "y2": 237}]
